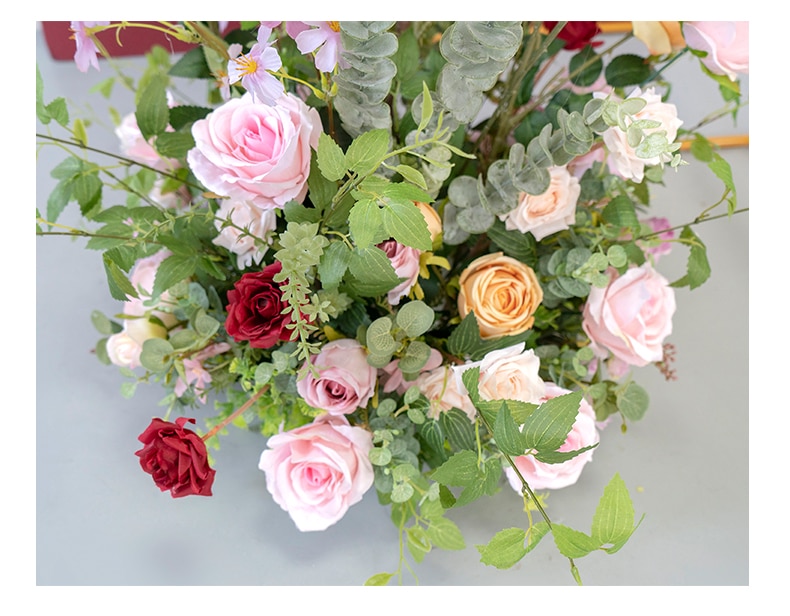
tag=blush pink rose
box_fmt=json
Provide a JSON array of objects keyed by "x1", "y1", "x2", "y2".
[
  {"x1": 416, "y1": 365, "x2": 477, "y2": 422},
  {"x1": 115, "y1": 108, "x2": 179, "y2": 172},
  {"x1": 582, "y1": 264, "x2": 676, "y2": 367},
  {"x1": 187, "y1": 92, "x2": 322, "y2": 210},
  {"x1": 598, "y1": 87, "x2": 683, "y2": 183},
  {"x1": 638, "y1": 216, "x2": 674, "y2": 262},
  {"x1": 682, "y1": 21, "x2": 749, "y2": 81},
  {"x1": 499, "y1": 165, "x2": 580, "y2": 241},
  {"x1": 258, "y1": 413, "x2": 374, "y2": 531},
  {"x1": 377, "y1": 239, "x2": 422, "y2": 305},
  {"x1": 106, "y1": 330, "x2": 143, "y2": 369},
  {"x1": 296, "y1": 339, "x2": 377, "y2": 415},
  {"x1": 505, "y1": 382, "x2": 599, "y2": 491}
]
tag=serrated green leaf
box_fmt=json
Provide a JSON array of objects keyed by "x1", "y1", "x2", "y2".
[
  {"x1": 318, "y1": 240, "x2": 351, "y2": 288},
  {"x1": 317, "y1": 132, "x2": 347, "y2": 181},
  {"x1": 348, "y1": 199, "x2": 385, "y2": 248},
  {"x1": 152, "y1": 254, "x2": 197, "y2": 300},
  {"x1": 670, "y1": 226, "x2": 711, "y2": 289},
  {"x1": 425, "y1": 516, "x2": 465, "y2": 551},
  {"x1": 605, "y1": 54, "x2": 651, "y2": 87},
  {"x1": 477, "y1": 527, "x2": 534, "y2": 569},
  {"x1": 382, "y1": 197, "x2": 432, "y2": 251},
  {"x1": 103, "y1": 253, "x2": 139, "y2": 302},
  {"x1": 522, "y1": 390, "x2": 583, "y2": 453},
  {"x1": 406, "y1": 526, "x2": 431, "y2": 563},
  {"x1": 591, "y1": 473, "x2": 636, "y2": 550},
  {"x1": 602, "y1": 195, "x2": 639, "y2": 229},
  {"x1": 394, "y1": 164, "x2": 428, "y2": 191},
  {"x1": 155, "y1": 131, "x2": 195, "y2": 159},
  {"x1": 534, "y1": 443, "x2": 597, "y2": 464},
  {"x1": 492, "y1": 401, "x2": 527, "y2": 456},
  {"x1": 430, "y1": 449, "x2": 478, "y2": 486},
  {"x1": 346, "y1": 246, "x2": 402, "y2": 296},
  {"x1": 346, "y1": 128, "x2": 390, "y2": 175},
  {"x1": 552, "y1": 524, "x2": 600, "y2": 559}
]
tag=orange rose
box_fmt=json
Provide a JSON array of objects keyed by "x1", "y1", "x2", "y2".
[
  {"x1": 632, "y1": 22, "x2": 685, "y2": 56},
  {"x1": 414, "y1": 201, "x2": 443, "y2": 245},
  {"x1": 457, "y1": 253, "x2": 543, "y2": 339}
]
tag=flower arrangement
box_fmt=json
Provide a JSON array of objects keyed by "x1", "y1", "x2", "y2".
[{"x1": 36, "y1": 20, "x2": 748, "y2": 585}]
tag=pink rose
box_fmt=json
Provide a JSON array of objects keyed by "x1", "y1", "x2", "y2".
[
  {"x1": 115, "y1": 109, "x2": 179, "y2": 172},
  {"x1": 505, "y1": 382, "x2": 599, "y2": 491},
  {"x1": 379, "y1": 348, "x2": 443, "y2": 394},
  {"x1": 499, "y1": 165, "x2": 580, "y2": 241},
  {"x1": 187, "y1": 92, "x2": 322, "y2": 210},
  {"x1": 568, "y1": 147, "x2": 605, "y2": 179},
  {"x1": 682, "y1": 21, "x2": 748, "y2": 81},
  {"x1": 124, "y1": 250, "x2": 178, "y2": 328},
  {"x1": 377, "y1": 239, "x2": 421, "y2": 305},
  {"x1": 456, "y1": 342, "x2": 545, "y2": 405},
  {"x1": 258, "y1": 413, "x2": 374, "y2": 531},
  {"x1": 598, "y1": 87, "x2": 683, "y2": 183},
  {"x1": 582, "y1": 264, "x2": 676, "y2": 367},
  {"x1": 415, "y1": 365, "x2": 477, "y2": 422},
  {"x1": 296, "y1": 339, "x2": 377, "y2": 415}
]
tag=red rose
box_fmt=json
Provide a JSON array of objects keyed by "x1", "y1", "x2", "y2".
[
  {"x1": 544, "y1": 21, "x2": 602, "y2": 50},
  {"x1": 224, "y1": 261, "x2": 294, "y2": 349},
  {"x1": 135, "y1": 417, "x2": 216, "y2": 498}
]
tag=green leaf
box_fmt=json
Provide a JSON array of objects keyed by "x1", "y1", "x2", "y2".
[
  {"x1": 425, "y1": 516, "x2": 466, "y2": 551},
  {"x1": 430, "y1": 449, "x2": 479, "y2": 487},
  {"x1": 167, "y1": 105, "x2": 212, "y2": 130},
  {"x1": 152, "y1": 254, "x2": 197, "y2": 300},
  {"x1": 169, "y1": 47, "x2": 212, "y2": 78},
  {"x1": 139, "y1": 337, "x2": 174, "y2": 373},
  {"x1": 605, "y1": 54, "x2": 651, "y2": 88},
  {"x1": 439, "y1": 407, "x2": 476, "y2": 451},
  {"x1": 155, "y1": 131, "x2": 195, "y2": 159},
  {"x1": 346, "y1": 246, "x2": 402, "y2": 296},
  {"x1": 534, "y1": 443, "x2": 597, "y2": 464},
  {"x1": 364, "y1": 572, "x2": 394, "y2": 586},
  {"x1": 70, "y1": 171, "x2": 102, "y2": 215},
  {"x1": 382, "y1": 197, "x2": 432, "y2": 251},
  {"x1": 348, "y1": 198, "x2": 385, "y2": 248},
  {"x1": 417, "y1": 82, "x2": 434, "y2": 133},
  {"x1": 135, "y1": 75, "x2": 169, "y2": 141},
  {"x1": 671, "y1": 226, "x2": 711, "y2": 289},
  {"x1": 591, "y1": 473, "x2": 636, "y2": 551},
  {"x1": 45, "y1": 97, "x2": 69, "y2": 127},
  {"x1": 346, "y1": 129, "x2": 390, "y2": 175},
  {"x1": 317, "y1": 132, "x2": 347, "y2": 181},
  {"x1": 318, "y1": 240, "x2": 351, "y2": 288},
  {"x1": 90, "y1": 310, "x2": 121, "y2": 336},
  {"x1": 602, "y1": 195, "x2": 639, "y2": 229},
  {"x1": 569, "y1": 46, "x2": 603, "y2": 87},
  {"x1": 398, "y1": 340, "x2": 432, "y2": 374},
  {"x1": 169, "y1": 329, "x2": 199, "y2": 350},
  {"x1": 493, "y1": 401, "x2": 527, "y2": 456},
  {"x1": 552, "y1": 524, "x2": 600, "y2": 559},
  {"x1": 46, "y1": 180, "x2": 71, "y2": 223},
  {"x1": 522, "y1": 390, "x2": 583, "y2": 453},
  {"x1": 708, "y1": 155, "x2": 737, "y2": 212},
  {"x1": 393, "y1": 164, "x2": 428, "y2": 191},
  {"x1": 477, "y1": 524, "x2": 551, "y2": 569},
  {"x1": 366, "y1": 316, "x2": 398, "y2": 355},
  {"x1": 103, "y1": 253, "x2": 139, "y2": 302},
  {"x1": 395, "y1": 300, "x2": 434, "y2": 337},
  {"x1": 616, "y1": 381, "x2": 649, "y2": 421},
  {"x1": 406, "y1": 526, "x2": 431, "y2": 563},
  {"x1": 194, "y1": 311, "x2": 220, "y2": 338}
]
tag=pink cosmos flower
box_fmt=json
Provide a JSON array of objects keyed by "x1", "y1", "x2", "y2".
[
  {"x1": 638, "y1": 216, "x2": 674, "y2": 262},
  {"x1": 70, "y1": 21, "x2": 109, "y2": 72},
  {"x1": 174, "y1": 343, "x2": 231, "y2": 403},
  {"x1": 227, "y1": 26, "x2": 284, "y2": 105},
  {"x1": 291, "y1": 21, "x2": 349, "y2": 72}
]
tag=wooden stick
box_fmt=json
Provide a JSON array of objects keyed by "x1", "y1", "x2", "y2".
[{"x1": 680, "y1": 134, "x2": 749, "y2": 150}]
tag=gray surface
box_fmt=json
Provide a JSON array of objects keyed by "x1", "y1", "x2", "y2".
[{"x1": 36, "y1": 24, "x2": 749, "y2": 587}]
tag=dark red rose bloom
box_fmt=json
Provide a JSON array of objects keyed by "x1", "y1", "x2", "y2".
[
  {"x1": 224, "y1": 261, "x2": 294, "y2": 349},
  {"x1": 135, "y1": 417, "x2": 216, "y2": 498},
  {"x1": 544, "y1": 21, "x2": 602, "y2": 50}
]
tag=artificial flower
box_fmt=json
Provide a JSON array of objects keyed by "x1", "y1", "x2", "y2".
[
  {"x1": 70, "y1": 21, "x2": 109, "y2": 72},
  {"x1": 227, "y1": 25, "x2": 285, "y2": 104}
]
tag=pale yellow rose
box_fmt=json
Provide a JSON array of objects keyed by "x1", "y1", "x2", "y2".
[
  {"x1": 414, "y1": 201, "x2": 443, "y2": 244},
  {"x1": 457, "y1": 252, "x2": 543, "y2": 339},
  {"x1": 632, "y1": 22, "x2": 685, "y2": 56}
]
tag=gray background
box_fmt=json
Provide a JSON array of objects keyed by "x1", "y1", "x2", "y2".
[{"x1": 36, "y1": 23, "x2": 749, "y2": 587}]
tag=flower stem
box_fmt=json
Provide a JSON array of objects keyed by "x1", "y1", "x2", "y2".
[{"x1": 201, "y1": 385, "x2": 268, "y2": 442}]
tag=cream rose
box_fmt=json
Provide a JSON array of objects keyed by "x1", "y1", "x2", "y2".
[
  {"x1": 632, "y1": 22, "x2": 685, "y2": 56},
  {"x1": 457, "y1": 252, "x2": 543, "y2": 339},
  {"x1": 599, "y1": 87, "x2": 683, "y2": 183},
  {"x1": 105, "y1": 330, "x2": 143, "y2": 369},
  {"x1": 499, "y1": 165, "x2": 580, "y2": 241},
  {"x1": 456, "y1": 342, "x2": 545, "y2": 404},
  {"x1": 582, "y1": 264, "x2": 676, "y2": 367},
  {"x1": 505, "y1": 382, "x2": 598, "y2": 491}
]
